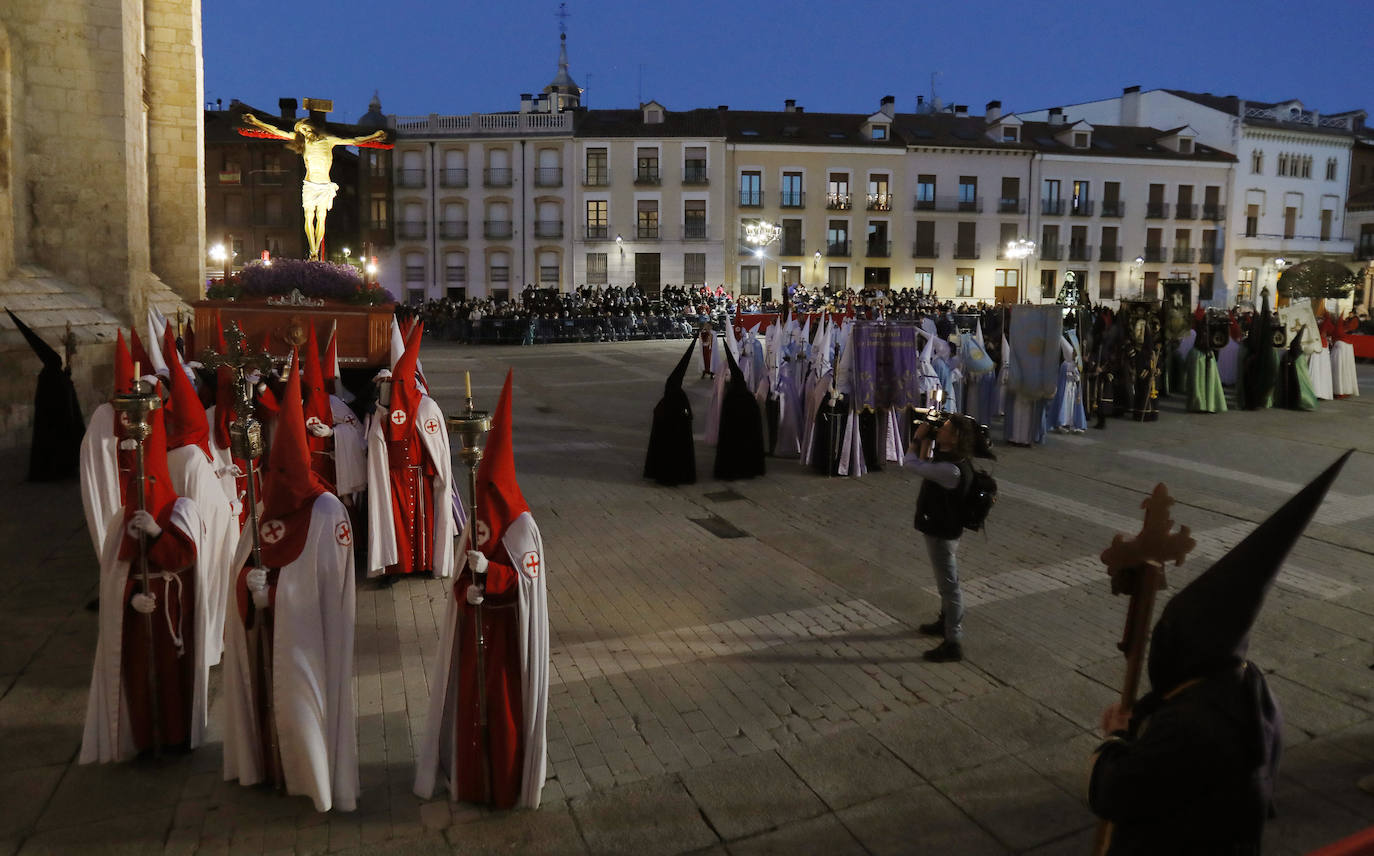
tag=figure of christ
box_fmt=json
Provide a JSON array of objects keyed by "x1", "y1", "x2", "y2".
[{"x1": 240, "y1": 112, "x2": 387, "y2": 260}]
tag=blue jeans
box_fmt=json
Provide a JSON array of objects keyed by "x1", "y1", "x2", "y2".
[{"x1": 923, "y1": 534, "x2": 963, "y2": 642}]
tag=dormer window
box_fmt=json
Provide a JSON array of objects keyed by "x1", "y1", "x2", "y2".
[
  {"x1": 1002, "y1": 126, "x2": 1020, "y2": 142},
  {"x1": 1178, "y1": 138, "x2": 1193, "y2": 154},
  {"x1": 872, "y1": 125, "x2": 887, "y2": 140},
  {"x1": 1073, "y1": 132, "x2": 1089, "y2": 148},
  {"x1": 646, "y1": 108, "x2": 662, "y2": 124}
]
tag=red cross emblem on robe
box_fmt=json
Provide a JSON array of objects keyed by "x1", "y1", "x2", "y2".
[
  {"x1": 521, "y1": 550, "x2": 541, "y2": 579},
  {"x1": 390, "y1": 409, "x2": 407, "y2": 426},
  {"x1": 260, "y1": 519, "x2": 285, "y2": 544}
]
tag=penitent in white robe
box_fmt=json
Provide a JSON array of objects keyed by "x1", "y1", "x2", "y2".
[
  {"x1": 167, "y1": 445, "x2": 237, "y2": 665},
  {"x1": 79, "y1": 403, "x2": 121, "y2": 561},
  {"x1": 365, "y1": 395, "x2": 459, "y2": 579}
]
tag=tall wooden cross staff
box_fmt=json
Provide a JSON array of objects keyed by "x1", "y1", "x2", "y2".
[{"x1": 1091, "y1": 483, "x2": 1195, "y2": 855}]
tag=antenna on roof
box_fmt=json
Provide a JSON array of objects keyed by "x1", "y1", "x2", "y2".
[
  {"x1": 638, "y1": 64, "x2": 645, "y2": 105},
  {"x1": 930, "y1": 71, "x2": 944, "y2": 112}
]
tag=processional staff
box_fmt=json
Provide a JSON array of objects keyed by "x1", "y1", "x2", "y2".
[
  {"x1": 201, "y1": 323, "x2": 283, "y2": 787},
  {"x1": 1091, "y1": 483, "x2": 1195, "y2": 856},
  {"x1": 448, "y1": 371, "x2": 494, "y2": 803},
  {"x1": 111, "y1": 370, "x2": 163, "y2": 758}
]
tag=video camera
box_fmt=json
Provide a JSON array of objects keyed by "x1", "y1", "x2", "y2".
[{"x1": 909, "y1": 404, "x2": 998, "y2": 460}]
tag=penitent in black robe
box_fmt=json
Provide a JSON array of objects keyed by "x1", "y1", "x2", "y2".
[
  {"x1": 713, "y1": 344, "x2": 765, "y2": 481},
  {"x1": 7, "y1": 309, "x2": 83, "y2": 481},
  {"x1": 643, "y1": 339, "x2": 697, "y2": 486}
]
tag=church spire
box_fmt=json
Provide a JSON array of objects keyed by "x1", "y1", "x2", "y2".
[{"x1": 544, "y1": 3, "x2": 580, "y2": 110}]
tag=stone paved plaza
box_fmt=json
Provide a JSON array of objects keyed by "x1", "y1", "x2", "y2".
[{"x1": 2, "y1": 340, "x2": 1373, "y2": 855}]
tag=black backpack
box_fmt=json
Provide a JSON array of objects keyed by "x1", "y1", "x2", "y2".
[{"x1": 960, "y1": 466, "x2": 998, "y2": 532}]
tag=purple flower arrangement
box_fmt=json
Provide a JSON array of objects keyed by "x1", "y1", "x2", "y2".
[{"x1": 212, "y1": 259, "x2": 395, "y2": 305}]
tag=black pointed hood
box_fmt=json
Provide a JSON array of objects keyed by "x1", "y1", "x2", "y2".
[
  {"x1": 666, "y1": 337, "x2": 696, "y2": 393},
  {"x1": 722, "y1": 337, "x2": 747, "y2": 387},
  {"x1": 1147, "y1": 450, "x2": 1353, "y2": 692},
  {"x1": 6, "y1": 309, "x2": 62, "y2": 370}
]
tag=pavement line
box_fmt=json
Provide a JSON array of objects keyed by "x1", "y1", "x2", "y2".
[{"x1": 548, "y1": 599, "x2": 898, "y2": 686}]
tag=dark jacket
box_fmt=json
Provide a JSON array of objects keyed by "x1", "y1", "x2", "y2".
[{"x1": 914, "y1": 451, "x2": 971, "y2": 540}]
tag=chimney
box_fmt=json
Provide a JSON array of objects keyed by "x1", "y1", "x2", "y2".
[
  {"x1": 795, "y1": 106, "x2": 804, "y2": 113},
  {"x1": 880, "y1": 95, "x2": 895, "y2": 118},
  {"x1": 718, "y1": 105, "x2": 729, "y2": 112},
  {"x1": 985, "y1": 100, "x2": 1001, "y2": 122},
  {"x1": 520, "y1": 93, "x2": 533, "y2": 113},
  {"x1": 916, "y1": 95, "x2": 925, "y2": 112},
  {"x1": 954, "y1": 104, "x2": 969, "y2": 118},
  {"x1": 784, "y1": 98, "x2": 796, "y2": 113},
  {"x1": 279, "y1": 97, "x2": 298, "y2": 119},
  {"x1": 1048, "y1": 106, "x2": 1065, "y2": 126},
  {"x1": 1121, "y1": 85, "x2": 1141, "y2": 126}
]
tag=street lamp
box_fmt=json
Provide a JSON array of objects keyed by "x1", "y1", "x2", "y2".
[{"x1": 1005, "y1": 238, "x2": 1035, "y2": 303}]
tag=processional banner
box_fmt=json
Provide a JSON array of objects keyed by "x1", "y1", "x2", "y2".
[{"x1": 851, "y1": 322, "x2": 921, "y2": 410}]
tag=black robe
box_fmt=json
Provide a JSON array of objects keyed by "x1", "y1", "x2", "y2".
[
  {"x1": 643, "y1": 341, "x2": 697, "y2": 486},
  {"x1": 6, "y1": 310, "x2": 83, "y2": 481},
  {"x1": 713, "y1": 347, "x2": 765, "y2": 481}
]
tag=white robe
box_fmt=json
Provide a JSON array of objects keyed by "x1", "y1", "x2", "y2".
[
  {"x1": 1331, "y1": 340, "x2": 1360, "y2": 397},
  {"x1": 205, "y1": 406, "x2": 248, "y2": 523},
  {"x1": 329, "y1": 396, "x2": 368, "y2": 499},
  {"x1": 414, "y1": 512, "x2": 549, "y2": 809},
  {"x1": 80, "y1": 498, "x2": 209, "y2": 763},
  {"x1": 167, "y1": 445, "x2": 237, "y2": 666},
  {"x1": 365, "y1": 395, "x2": 458, "y2": 579},
  {"x1": 222, "y1": 493, "x2": 359, "y2": 812},
  {"x1": 1307, "y1": 347, "x2": 1334, "y2": 400},
  {"x1": 79, "y1": 403, "x2": 121, "y2": 561}
]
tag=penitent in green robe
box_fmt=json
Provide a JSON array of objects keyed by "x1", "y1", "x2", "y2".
[{"x1": 1185, "y1": 349, "x2": 1228, "y2": 413}]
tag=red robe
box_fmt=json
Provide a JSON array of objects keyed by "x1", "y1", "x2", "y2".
[
  {"x1": 385, "y1": 428, "x2": 437, "y2": 575},
  {"x1": 452, "y1": 548, "x2": 525, "y2": 808}
]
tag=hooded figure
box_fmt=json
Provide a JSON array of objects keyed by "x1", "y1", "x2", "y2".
[
  {"x1": 713, "y1": 339, "x2": 767, "y2": 480},
  {"x1": 1239, "y1": 293, "x2": 1279, "y2": 410},
  {"x1": 81, "y1": 331, "x2": 136, "y2": 561},
  {"x1": 1275, "y1": 325, "x2": 1318, "y2": 411},
  {"x1": 1184, "y1": 309, "x2": 1228, "y2": 414},
  {"x1": 1089, "y1": 451, "x2": 1352, "y2": 855},
  {"x1": 415, "y1": 370, "x2": 549, "y2": 810},
  {"x1": 223, "y1": 350, "x2": 358, "y2": 812},
  {"x1": 6, "y1": 309, "x2": 84, "y2": 481},
  {"x1": 643, "y1": 338, "x2": 697, "y2": 485}
]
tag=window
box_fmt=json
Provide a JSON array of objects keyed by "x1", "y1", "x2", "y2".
[
  {"x1": 683, "y1": 253, "x2": 706, "y2": 285},
  {"x1": 1245, "y1": 203, "x2": 1259, "y2": 237},
  {"x1": 739, "y1": 265, "x2": 761, "y2": 295},
  {"x1": 1237, "y1": 268, "x2": 1255, "y2": 304},
  {"x1": 999, "y1": 222, "x2": 1017, "y2": 255},
  {"x1": 1042, "y1": 179, "x2": 1062, "y2": 215},
  {"x1": 827, "y1": 172, "x2": 850, "y2": 209},
  {"x1": 1178, "y1": 138, "x2": 1192, "y2": 154},
  {"x1": 369, "y1": 150, "x2": 388, "y2": 178},
  {"x1": 1251, "y1": 150, "x2": 1263, "y2": 174},
  {"x1": 868, "y1": 174, "x2": 891, "y2": 210},
  {"x1": 636, "y1": 200, "x2": 659, "y2": 239},
  {"x1": 915, "y1": 175, "x2": 936, "y2": 209},
  {"x1": 827, "y1": 220, "x2": 849, "y2": 255},
  {"x1": 1326, "y1": 158, "x2": 1339, "y2": 181},
  {"x1": 955, "y1": 222, "x2": 977, "y2": 258},
  {"x1": 739, "y1": 171, "x2": 762, "y2": 206},
  {"x1": 489, "y1": 251, "x2": 510, "y2": 283},
  {"x1": 1040, "y1": 269, "x2": 1056, "y2": 299},
  {"x1": 1320, "y1": 209, "x2": 1333, "y2": 241},
  {"x1": 957, "y1": 176, "x2": 977, "y2": 211},
  {"x1": 1098, "y1": 270, "x2": 1116, "y2": 300},
  {"x1": 1143, "y1": 271, "x2": 1159, "y2": 298},
  {"x1": 781, "y1": 172, "x2": 804, "y2": 207},
  {"x1": 539, "y1": 251, "x2": 559, "y2": 286},
  {"x1": 683, "y1": 200, "x2": 706, "y2": 239},
  {"x1": 1277, "y1": 153, "x2": 1290, "y2": 177},
  {"x1": 586, "y1": 200, "x2": 608, "y2": 239},
  {"x1": 827, "y1": 267, "x2": 847, "y2": 289},
  {"x1": 999, "y1": 177, "x2": 1021, "y2": 212},
  {"x1": 585, "y1": 147, "x2": 608, "y2": 185},
  {"x1": 635, "y1": 147, "x2": 660, "y2": 183},
  {"x1": 1071, "y1": 180, "x2": 1091, "y2": 215},
  {"x1": 225, "y1": 195, "x2": 245, "y2": 226},
  {"x1": 1002, "y1": 126, "x2": 1019, "y2": 142},
  {"x1": 586, "y1": 252, "x2": 608, "y2": 284},
  {"x1": 1041, "y1": 224, "x2": 1060, "y2": 259},
  {"x1": 955, "y1": 268, "x2": 974, "y2": 298},
  {"x1": 1102, "y1": 181, "x2": 1122, "y2": 216},
  {"x1": 993, "y1": 269, "x2": 1018, "y2": 290},
  {"x1": 781, "y1": 219, "x2": 802, "y2": 256},
  {"x1": 1301, "y1": 156, "x2": 1312, "y2": 179},
  {"x1": 781, "y1": 265, "x2": 801, "y2": 285},
  {"x1": 913, "y1": 268, "x2": 933, "y2": 294},
  {"x1": 914, "y1": 221, "x2": 936, "y2": 257},
  {"x1": 1073, "y1": 132, "x2": 1089, "y2": 148},
  {"x1": 1176, "y1": 184, "x2": 1194, "y2": 218},
  {"x1": 1284, "y1": 206, "x2": 1297, "y2": 239},
  {"x1": 445, "y1": 252, "x2": 466, "y2": 283},
  {"x1": 684, "y1": 147, "x2": 707, "y2": 183},
  {"x1": 1100, "y1": 226, "x2": 1119, "y2": 261},
  {"x1": 369, "y1": 194, "x2": 389, "y2": 229},
  {"x1": 1198, "y1": 272, "x2": 1214, "y2": 301},
  {"x1": 404, "y1": 252, "x2": 425, "y2": 283},
  {"x1": 871, "y1": 125, "x2": 887, "y2": 140}
]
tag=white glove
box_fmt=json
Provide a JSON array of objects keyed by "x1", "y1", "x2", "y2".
[
  {"x1": 465, "y1": 584, "x2": 484, "y2": 606},
  {"x1": 131, "y1": 592, "x2": 157, "y2": 614},
  {"x1": 307, "y1": 421, "x2": 334, "y2": 438},
  {"x1": 127, "y1": 509, "x2": 162, "y2": 539},
  {"x1": 246, "y1": 567, "x2": 269, "y2": 608},
  {"x1": 466, "y1": 550, "x2": 489, "y2": 575}
]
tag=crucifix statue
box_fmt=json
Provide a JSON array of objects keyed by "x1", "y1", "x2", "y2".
[{"x1": 239, "y1": 98, "x2": 392, "y2": 261}]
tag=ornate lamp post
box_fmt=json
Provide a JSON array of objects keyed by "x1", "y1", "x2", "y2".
[{"x1": 1006, "y1": 238, "x2": 1036, "y2": 304}]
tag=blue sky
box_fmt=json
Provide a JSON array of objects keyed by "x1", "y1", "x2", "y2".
[{"x1": 205, "y1": 0, "x2": 1371, "y2": 125}]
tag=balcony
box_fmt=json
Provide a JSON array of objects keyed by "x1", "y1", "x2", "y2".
[
  {"x1": 682, "y1": 223, "x2": 708, "y2": 241},
  {"x1": 403, "y1": 266, "x2": 425, "y2": 283},
  {"x1": 997, "y1": 198, "x2": 1027, "y2": 214},
  {"x1": 484, "y1": 220, "x2": 513, "y2": 239},
  {"x1": 1100, "y1": 245, "x2": 1122, "y2": 262},
  {"x1": 634, "y1": 168, "x2": 661, "y2": 186},
  {"x1": 1069, "y1": 200, "x2": 1095, "y2": 217},
  {"x1": 780, "y1": 191, "x2": 806, "y2": 208},
  {"x1": 683, "y1": 167, "x2": 709, "y2": 185},
  {"x1": 534, "y1": 167, "x2": 563, "y2": 187},
  {"x1": 636, "y1": 225, "x2": 660, "y2": 240},
  {"x1": 1173, "y1": 247, "x2": 1196, "y2": 263},
  {"x1": 1145, "y1": 202, "x2": 1170, "y2": 219},
  {"x1": 825, "y1": 193, "x2": 852, "y2": 210},
  {"x1": 439, "y1": 168, "x2": 468, "y2": 188},
  {"x1": 1100, "y1": 200, "x2": 1125, "y2": 217},
  {"x1": 866, "y1": 193, "x2": 893, "y2": 211},
  {"x1": 444, "y1": 266, "x2": 466, "y2": 284},
  {"x1": 916, "y1": 195, "x2": 984, "y2": 213},
  {"x1": 535, "y1": 220, "x2": 563, "y2": 239},
  {"x1": 397, "y1": 169, "x2": 426, "y2": 189},
  {"x1": 397, "y1": 221, "x2": 427, "y2": 240},
  {"x1": 584, "y1": 224, "x2": 609, "y2": 240},
  {"x1": 1202, "y1": 206, "x2": 1226, "y2": 221},
  {"x1": 1040, "y1": 243, "x2": 1064, "y2": 261},
  {"x1": 1175, "y1": 203, "x2": 1198, "y2": 220},
  {"x1": 739, "y1": 190, "x2": 763, "y2": 208},
  {"x1": 1041, "y1": 199, "x2": 1066, "y2": 216},
  {"x1": 953, "y1": 242, "x2": 981, "y2": 259},
  {"x1": 1143, "y1": 246, "x2": 1168, "y2": 263},
  {"x1": 780, "y1": 239, "x2": 804, "y2": 256},
  {"x1": 826, "y1": 240, "x2": 851, "y2": 257},
  {"x1": 484, "y1": 168, "x2": 513, "y2": 188},
  {"x1": 1200, "y1": 246, "x2": 1223, "y2": 264},
  {"x1": 911, "y1": 241, "x2": 940, "y2": 259},
  {"x1": 438, "y1": 220, "x2": 468, "y2": 240},
  {"x1": 866, "y1": 239, "x2": 892, "y2": 258},
  {"x1": 582, "y1": 169, "x2": 610, "y2": 187},
  {"x1": 1068, "y1": 243, "x2": 1093, "y2": 262}
]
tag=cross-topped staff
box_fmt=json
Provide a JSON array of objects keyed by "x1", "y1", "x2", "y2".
[
  {"x1": 201, "y1": 323, "x2": 283, "y2": 786},
  {"x1": 1091, "y1": 483, "x2": 1195, "y2": 856},
  {"x1": 448, "y1": 371, "x2": 494, "y2": 803}
]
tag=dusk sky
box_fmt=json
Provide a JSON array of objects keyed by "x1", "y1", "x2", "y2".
[{"x1": 205, "y1": 0, "x2": 1371, "y2": 126}]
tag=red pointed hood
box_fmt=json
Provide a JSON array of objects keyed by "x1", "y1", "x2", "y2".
[
  {"x1": 130, "y1": 329, "x2": 152, "y2": 378},
  {"x1": 114, "y1": 330, "x2": 135, "y2": 396},
  {"x1": 473, "y1": 370, "x2": 529, "y2": 558},
  {"x1": 301, "y1": 322, "x2": 332, "y2": 433},
  {"x1": 162, "y1": 320, "x2": 179, "y2": 368},
  {"x1": 183, "y1": 320, "x2": 196, "y2": 364},
  {"x1": 163, "y1": 338, "x2": 212, "y2": 460},
  {"x1": 258, "y1": 349, "x2": 329, "y2": 566},
  {"x1": 118, "y1": 406, "x2": 181, "y2": 561},
  {"x1": 387, "y1": 321, "x2": 424, "y2": 442}
]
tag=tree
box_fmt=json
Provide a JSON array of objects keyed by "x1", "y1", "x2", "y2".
[{"x1": 1276, "y1": 259, "x2": 1359, "y2": 302}]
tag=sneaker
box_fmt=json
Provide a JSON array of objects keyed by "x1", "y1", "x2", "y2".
[
  {"x1": 917, "y1": 616, "x2": 945, "y2": 637},
  {"x1": 923, "y1": 640, "x2": 963, "y2": 663}
]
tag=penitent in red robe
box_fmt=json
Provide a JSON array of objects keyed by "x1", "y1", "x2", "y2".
[{"x1": 385, "y1": 427, "x2": 438, "y2": 575}]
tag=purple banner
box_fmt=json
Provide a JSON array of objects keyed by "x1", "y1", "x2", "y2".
[{"x1": 852, "y1": 322, "x2": 921, "y2": 410}]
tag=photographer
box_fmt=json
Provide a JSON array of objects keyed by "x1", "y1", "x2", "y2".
[{"x1": 904, "y1": 414, "x2": 977, "y2": 663}]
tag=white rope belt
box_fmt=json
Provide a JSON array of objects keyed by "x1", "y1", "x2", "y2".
[{"x1": 153, "y1": 571, "x2": 186, "y2": 657}]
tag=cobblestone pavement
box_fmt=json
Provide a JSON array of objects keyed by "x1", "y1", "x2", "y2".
[{"x1": 2, "y1": 341, "x2": 1373, "y2": 855}]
